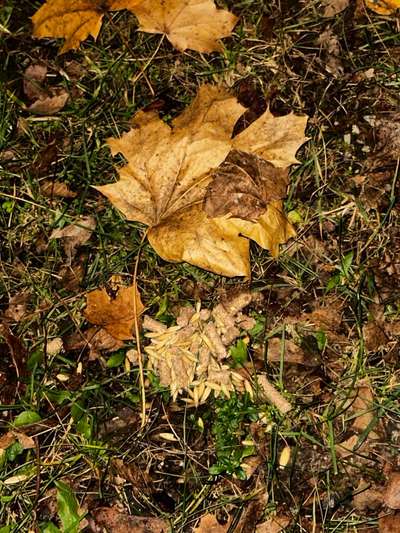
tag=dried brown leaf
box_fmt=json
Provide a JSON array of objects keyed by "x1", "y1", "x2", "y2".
[
  {"x1": 64, "y1": 327, "x2": 124, "y2": 360},
  {"x1": 267, "y1": 337, "x2": 306, "y2": 365},
  {"x1": 50, "y1": 215, "x2": 96, "y2": 262},
  {"x1": 384, "y1": 472, "x2": 400, "y2": 509},
  {"x1": 132, "y1": 0, "x2": 238, "y2": 53},
  {"x1": 193, "y1": 514, "x2": 229, "y2": 533},
  {"x1": 322, "y1": 0, "x2": 350, "y2": 17},
  {"x1": 27, "y1": 89, "x2": 69, "y2": 115},
  {"x1": 204, "y1": 150, "x2": 288, "y2": 220},
  {"x1": 84, "y1": 277, "x2": 144, "y2": 341},
  {"x1": 379, "y1": 513, "x2": 400, "y2": 533},
  {"x1": 4, "y1": 292, "x2": 30, "y2": 323},
  {"x1": 32, "y1": 0, "x2": 143, "y2": 54},
  {"x1": 91, "y1": 507, "x2": 168, "y2": 532},
  {"x1": 40, "y1": 180, "x2": 77, "y2": 198},
  {"x1": 256, "y1": 515, "x2": 291, "y2": 533},
  {"x1": 23, "y1": 64, "x2": 48, "y2": 100}
]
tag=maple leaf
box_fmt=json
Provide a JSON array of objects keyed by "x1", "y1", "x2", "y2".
[
  {"x1": 132, "y1": 0, "x2": 238, "y2": 53},
  {"x1": 31, "y1": 0, "x2": 142, "y2": 54},
  {"x1": 84, "y1": 276, "x2": 144, "y2": 340},
  {"x1": 97, "y1": 85, "x2": 308, "y2": 277}
]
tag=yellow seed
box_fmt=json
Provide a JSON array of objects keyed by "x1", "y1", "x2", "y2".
[{"x1": 279, "y1": 446, "x2": 291, "y2": 468}]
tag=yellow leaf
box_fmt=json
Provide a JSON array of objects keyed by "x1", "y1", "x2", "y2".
[
  {"x1": 98, "y1": 85, "x2": 308, "y2": 277},
  {"x1": 132, "y1": 0, "x2": 238, "y2": 52},
  {"x1": 365, "y1": 0, "x2": 400, "y2": 14},
  {"x1": 32, "y1": 0, "x2": 142, "y2": 54},
  {"x1": 84, "y1": 276, "x2": 144, "y2": 341}
]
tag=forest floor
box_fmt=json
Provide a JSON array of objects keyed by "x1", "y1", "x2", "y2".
[{"x1": 0, "y1": 0, "x2": 399, "y2": 532}]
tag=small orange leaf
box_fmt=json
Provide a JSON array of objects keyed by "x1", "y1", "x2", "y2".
[
  {"x1": 365, "y1": 0, "x2": 400, "y2": 14},
  {"x1": 84, "y1": 276, "x2": 144, "y2": 341}
]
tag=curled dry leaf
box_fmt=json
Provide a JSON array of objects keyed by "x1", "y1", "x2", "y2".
[
  {"x1": 32, "y1": 0, "x2": 143, "y2": 54},
  {"x1": 379, "y1": 513, "x2": 400, "y2": 533},
  {"x1": 84, "y1": 276, "x2": 144, "y2": 341},
  {"x1": 4, "y1": 292, "x2": 30, "y2": 323},
  {"x1": 365, "y1": 0, "x2": 400, "y2": 15},
  {"x1": 267, "y1": 337, "x2": 306, "y2": 365},
  {"x1": 40, "y1": 180, "x2": 77, "y2": 198},
  {"x1": 384, "y1": 472, "x2": 400, "y2": 509},
  {"x1": 27, "y1": 89, "x2": 69, "y2": 115},
  {"x1": 23, "y1": 64, "x2": 48, "y2": 100},
  {"x1": 90, "y1": 507, "x2": 168, "y2": 532},
  {"x1": 64, "y1": 327, "x2": 124, "y2": 360},
  {"x1": 193, "y1": 514, "x2": 229, "y2": 533},
  {"x1": 133, "y1": 0, "x2": 238, "y2": 52},
  {"x1": 23, "y1": 63, "x2": 69, "y2": 115},
  {"x1": 50, "y1": 215, "x2": 96, "y2": 262},
  {"x1": 322, "y1": 0, "x2": 350, "y2": 17},
  {"x1": 98, "y1": 85, "x2": 307, "y2": 277},
  {"x1": 256, "y1": 515, "x2": 291, "y2": 533},
  {"x1": 144, "y1": 292, "x2": 255, "y2": 403}
]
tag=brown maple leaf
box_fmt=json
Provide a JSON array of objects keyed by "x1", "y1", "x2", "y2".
[
  {"x1": 32, "y1": 0, "x2": 142, "y2": 54},
  {"x1": 97, "y1": 85, "x2": 307, "y2": 277},
  {"x1": 132, "y1": 0, "x2": 238, "y2": 53},
  {"x1": 84, "y1": 276, "x2": 144, "y2": 340}
]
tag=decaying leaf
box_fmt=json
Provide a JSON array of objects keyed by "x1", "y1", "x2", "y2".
[
  {"x1": 27, "y1": 89, "x2": 69, "y2": 115},
  {"x1": 267, "y1": 337, "x2": 306, "y2": 365},
  {"x1": 322, "y1": 0, "x2": 350, "y2": 17},
  {"x1": 23, "y1": 63, "x2": 69, "y2": 115},
  {"x1": 365, "y1": 0, "x2": 400, "y2": 15},
  {"x1": 64, "y1": 327, "x2": 124, "y2": 360},
  {"x1": 32, "y1": 0, "x2": 143, "y2": 54},
  {"x1": 256, "y1": 515, "x2": 291, "y2": 533},
  {"x1": 0, "y1": 431, "x2": 35, "y2": 453},
  {"x1": 98, "y1": 85, "x2": 307, "y2": 276},
  {"x1": 40, "y1": 180, "x2": 77, "y2": 198},
  {"x1": 193, "y1": 514, "x2": 229, "y2": 533},
  {"x1": 384, "y1": 472, "x2": 400, "y2": 509},
  {"x1": 23, "y1": 64, "x2": 48, "y2": 100},
  {"x1": 84, "y1": 276, "x2": 144, "y2": 341},
  {"x1": 90, "y1": 507, "x2": 168, "y2": 532},
  {"x1": 50, "y1": 215, "x2": 96, "y2": 262},
  {"x1": 4, "y1": 292, "x2": 30, "y2": 323},
  {"x1": 132, "y1": 0, "x2": 238, "y2": 52},
  {"x1": 144, "y1": 292, "x2": 255, "y2": 403},
  {"x1": 204, "y1": 150, "x2": 288, "y2": 221}
]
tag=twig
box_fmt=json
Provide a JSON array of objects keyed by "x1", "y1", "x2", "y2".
[
  {"x1": 132, "y1": 230, "x2": 148, "y2": 428},
  {"x1": 256, "y1": 374, "x2": 292, "y2": 415}
]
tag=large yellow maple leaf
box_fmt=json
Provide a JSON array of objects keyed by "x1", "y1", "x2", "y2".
[{"x1": 97, "y1": 85, "x2": 307, "y2": 277}]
